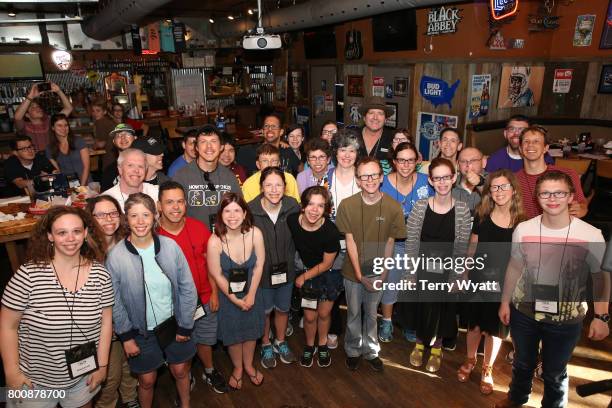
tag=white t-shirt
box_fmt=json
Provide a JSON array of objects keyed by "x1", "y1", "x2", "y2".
[
  {"x1": 102, "y1": 182, "x2": 159, "y2": 210},
  {"x1": 330, "y1": 171, "x2": 360, "y2": 220}
]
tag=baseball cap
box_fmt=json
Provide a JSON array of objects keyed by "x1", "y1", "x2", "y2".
[
  {"x1": 109, "y1": 123, "x2": 136, "y2": 138},
  {"x1": 132, "y1": 136, "x2": 164, "y2": 155}
]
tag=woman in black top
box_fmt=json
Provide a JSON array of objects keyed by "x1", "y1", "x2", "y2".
[
  {"x1": 457, "y1": 170, "x2": 524, "y2": 394},
  {"x1": 287, "y1": 186, "x2": 341, "y2": 368}
]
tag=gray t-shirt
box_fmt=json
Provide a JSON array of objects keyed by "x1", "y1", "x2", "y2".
[
  {"x1": 172, "y1": 161, "x2": 242, "y2": 229},
  {"x1": 46, "y1": 137, "x2": 92, "y2": 183}
]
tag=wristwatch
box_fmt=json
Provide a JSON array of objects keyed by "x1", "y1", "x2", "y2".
[{"x1": 594, "y1": 313, "x2": 610, "y2": 323}]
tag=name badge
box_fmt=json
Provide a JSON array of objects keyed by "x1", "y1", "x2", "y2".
[
  {"x1": 208, "y1": 214, "x2": 217, "y2": 233},
  {"x1": 194, "y1": 302, "x2": 207, "y2": 320},
  {"x1": 301, "y1": 285, "x2": 320, "y2": 310},
  {"x1": 380, "y1": 147, "x2": 389, "y2": 153},
  {"x1": 229, "y1": 267, "x2": 248, "y2": 294},
  {"x1": 65, "y1": 341, "x2": 98, "y2": 379},
  {"x1": 533, "y1": 284, "x2": 559, "y2": 315},
  {"x1": 270, "y1": 262, "x2": 288, "y2": 286},
  {"x1": 339, "y1": 239, "x2": 346, "y2": 251}
]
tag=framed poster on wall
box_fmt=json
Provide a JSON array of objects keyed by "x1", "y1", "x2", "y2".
[
  {"x1": 600, "y1": 0, "x2": 612, "y2": 49},
  {"x1": 347, "y1": 75, "x2": 364, "y2": 97},
  {"x1": 384, "y1": 103, "x2": 398, "y2": 128},
  {"x1": 598, "y1": 65, "x2": 612, "y2": 94}
]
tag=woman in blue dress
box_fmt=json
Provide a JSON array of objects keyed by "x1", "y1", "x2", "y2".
[{"x1": 207, "y1": 193, "x2": 266, "y2": 390}]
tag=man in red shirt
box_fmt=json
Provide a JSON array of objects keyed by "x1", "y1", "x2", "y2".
[
  {"x1": 515, "y1": 125, "x2": 587, "y2": 219},
  {"x1": 157, "y1": 180, "x2": 228, "y2": 394}
]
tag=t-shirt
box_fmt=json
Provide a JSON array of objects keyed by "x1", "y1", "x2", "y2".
[
  {"x1": 168, "y1": 155, "x2": 188, "y2": 177},
  {"x1": 510, "y1": 215, "x2": 605, "y2": 324},
  {"x1": 516, "y1": 165, "x2": 586, "y2": 219},
  {"x1": 381, "y1": 173, "x2": 433, "y2": 220},
  {"x1": 357, "y1": 127, "x2": 394, "y2": 161},
  {"x1": 242, "y1": 170, "x2": 301, "y2": 203},
  {"x1": 15, "y1": 115, "x2": 51, "y2": 153},
  {"x1": 1, "y1": 261, "x2": 114, "y2": 388},
  {"x1": 172, "y1": 161, "x2": 242, "y2": 230},
  {"x1": 102, "y1": 182, "x2": 159, "y2": 211},
  {"x1": 471, "y1": 214, "x2": 515, "y2": 289},
  {"x1": 297, "y1": 167, "x2": 332, "y2": 195},
  {"x1": 137, "y1": 244, "x2": 173, "y2": 330},
  {"x1": 329, "y1": 170, "x2": 360, "y2": 221},
  {"x1": 485, "y1": 146, "x2": 554, "y2": 173},
  {"x1": 287, "y1": 213, "x2": 341, "y2": 270},
  {"x1": 158, "y1": 217, "x2": 213, "y2": 305},
  {"x1": 45, "y1": 137, "x2": 92, "y2": 183},
  {"x1": 336, "y1": 193, "x2": 407, "y2": 282},
  {"x1": 229, "y1": 163, "x2": 247, "y2": 185},
  {"x1": 100, "y1": 163, "x2": 119, "y2": 191},
  {"x1": 3, "y1": 154, "x2": 56, "y2": 197}
]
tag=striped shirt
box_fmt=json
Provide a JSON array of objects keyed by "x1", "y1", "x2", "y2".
[{"x1": 1, "y1": 261, "x2": 114, "y2": 388}]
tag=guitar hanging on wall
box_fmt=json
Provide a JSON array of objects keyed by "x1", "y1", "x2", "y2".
[{"x1": 345, "y1": 28, "x2": 363, "y2": 60}]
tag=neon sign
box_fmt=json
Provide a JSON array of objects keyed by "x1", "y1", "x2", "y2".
[{"x1": 490, "y1": 0, "x2": 519, "y2": 21}]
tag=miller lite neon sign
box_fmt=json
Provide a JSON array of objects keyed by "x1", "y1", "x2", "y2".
[{"x1": 490, "y1": 0, "x2": 519, "y2": 21}]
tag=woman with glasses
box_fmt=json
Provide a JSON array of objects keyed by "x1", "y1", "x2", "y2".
[
  {"x1": 319, "y1": 121, "x2": 338, "y2": 145},
  {"x1": 285, "y1": 125, "x2": 306, "y2": 173},
  {"x1": 46, "y1": 113, "x2": 91, "y2": 187},
  {"x1": 1, "y1": 206, "x2": 112, "y2": 408},
  {"x1": 106, "y1": 193, "x2": 197, "y2": 408},
  {"x1": 380, "y1": 129, "x2": 412, "y2": 175},
  {"x1": 297, "y1": 138, "x2": 332, "y2": 194},
  {"x1": 379, "y1": 142, "x2": 433, "y2": 343},
  {"x1": 457, "y1": 170, "x2": 524, "y2": 395},
  {"x1": 398, "y1": 157, "x2": 471, "y2": 373}
]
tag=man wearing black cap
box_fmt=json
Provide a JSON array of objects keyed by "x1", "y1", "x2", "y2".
[
  {"x1": 100, "y1": 123, "x2": 137, "y2": 191},
  {"x1": 357, "y1": 96, "x2": 395, "y2": 161},
  {"x1": 132, "y1": 136, "x2": 170, "y2": 186}
]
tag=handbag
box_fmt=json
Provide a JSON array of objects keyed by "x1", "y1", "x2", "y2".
[{"x1": 153, "y1": 315, "x2": 178, "y2": 350}]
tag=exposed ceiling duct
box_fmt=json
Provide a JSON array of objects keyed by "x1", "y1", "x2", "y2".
[
  {"x1": 213, "y1": 0, "x2": 461, "y2": 38},
  {"x1": 81, "y1": 0, "x2": 172, "y2": 41}
]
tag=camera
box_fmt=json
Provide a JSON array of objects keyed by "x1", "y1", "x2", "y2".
[{"x1": 37, "y1": 82, "x2": 51, "y2": 92}]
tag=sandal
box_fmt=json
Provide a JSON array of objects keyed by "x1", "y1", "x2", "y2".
[
  {"x1": 480, "y1": 365, "x2": 494, "y2": 395},
  {"x1": 409, "y1": 344, "x2": 425, "y2": 367},
  {"x1": 425, "y1": 347, "x2": 443, "y2": 373},
  {"x1": 228, "y1": 374, "x2": 242, "y2": 391},
  {"x1": 457, "y1": 357, "x2": 477, "y2": 383},
  {"x1": 247, "y1": 369, "x2": 264, "y2": 386}
]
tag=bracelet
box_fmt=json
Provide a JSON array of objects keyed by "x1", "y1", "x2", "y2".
[
  {"x1": 99, "y1": 364, "x2": 108, "y2": 368},
  {"x1": 25, "y1": 97, "x2": 32, "y2": 102}
]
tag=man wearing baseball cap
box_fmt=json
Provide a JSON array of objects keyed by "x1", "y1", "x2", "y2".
[
  {"x1": 101, "y1": 123, "x2": 137, "y2": 191},
  {"x1": 357, "y1": 96, "x2": 395, "y2": 162},
  {"x1": 132, "y1": 136, "x2": 170, "y2": 186}
]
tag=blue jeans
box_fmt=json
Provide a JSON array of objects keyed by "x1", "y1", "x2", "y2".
[
  {"x1": 508, "y1": 307, "x2": 582, "y2": 408},
  {"x1": 344, "y1": 278, "x2": 383, "y2": 359}
]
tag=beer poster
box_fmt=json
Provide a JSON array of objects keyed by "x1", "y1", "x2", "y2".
[{"x1": 469, "y1": 74, "x2": 491, "y2": 119}]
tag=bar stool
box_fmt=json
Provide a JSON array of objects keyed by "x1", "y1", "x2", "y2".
[{"x1": 555, "y1": 158, "x2": 591, "y2": 176}]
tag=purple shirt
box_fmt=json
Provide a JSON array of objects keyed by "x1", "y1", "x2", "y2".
[{"x1": 485, "y1": 146, "x2": 554, "y2": 173}]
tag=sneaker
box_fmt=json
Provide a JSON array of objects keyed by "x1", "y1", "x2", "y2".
[
  {"x1": 203, "y1": 369, "x2": 228, "y2": 394},
  {"x1": 273, "y1": 341, "x2": 297, "y2": 364},
  {"x1": 442, "y1": 337, "x2": 457, "y2": 351},
  {"x1": 190, "y1": 373, "x2": 196, "y2": 391},
  {"x1": 285, "y1": 321, "x2": 294, "y2": 337},
  {"x1": 300, "y1": 346, "x2": 317, "y2": 367},
  {"x1": 378, "y1": 320, "x2": 393, "y2": 343},
  {"x1": 403, "y1": 329, "x2": 417, "y2": 343},
  {"x1": 260, "y1": 344, "x2": 277, "y2": 369},
  {"x1": 123, "y1": 401, "x2": 141, "y2": 408},
  {"x1": 317, "y1": 345, "x2": 331, "y2": 368},
  {"x1": 366, "y1": 356, "x2": 384, "y2": 372},
  {"x1": 327, "y1": 334, "x2": 338, "y2": 349},
  {"x1": 345, "y1": 356, "x2": 360, "y2": 371}
]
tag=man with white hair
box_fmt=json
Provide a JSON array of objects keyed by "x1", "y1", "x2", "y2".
[{"x1": 102, "y1": 148, "x2": 159, "y2": 210}]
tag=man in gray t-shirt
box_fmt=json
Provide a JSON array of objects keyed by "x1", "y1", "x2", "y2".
[{"x1": 173, "y1": 125, "x2": 241, "y2": 230}]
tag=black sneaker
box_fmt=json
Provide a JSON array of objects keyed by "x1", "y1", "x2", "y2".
[
  {"x1": 442, "y1": 337, "x2": 457, "y2": 351},
  {"x1": 317, "y1": 345, "x2": 331, "y2": 368},
  {"x1": 123, "y1": 401, "x2": 141, "y2": 408},
  {"x1": 366, "y1": 356, "x2": 384, "y2": 372},
  {"x1": 203, "y1": 369, "x2": 228, "y2": 394},
  {"x1": 300, "y1": 346, "x2": 317, "y2": 367},
  {"x1": 345, "y1": 356, "x2": 360, "y2": 371}
]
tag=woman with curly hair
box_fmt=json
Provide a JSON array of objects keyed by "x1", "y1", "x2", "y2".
[{"x1": 1, "y1": 206, "x2": 113, "y2": 408}]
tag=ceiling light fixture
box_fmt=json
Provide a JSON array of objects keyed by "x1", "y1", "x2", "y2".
[
  {"x1": 209, "y1": 18, "x2": 215, "y2": 23},
  {"x1": 8, "y1": 11, "x2": 16, "y2": 17},
  {"x1": 228, "y1": 15, "x2": 234, "y2": 20},
  {"x1": 248, "y1": 9, "x2": 254, "y2": 15}
]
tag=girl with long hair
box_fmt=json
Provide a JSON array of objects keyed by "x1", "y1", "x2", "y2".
[{"x1": 46, "y1": 113, "x2": 91, "y2": 186}]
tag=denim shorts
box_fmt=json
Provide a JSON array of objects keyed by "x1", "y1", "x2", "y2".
[
  {"x1": 306, "y1": 269, "x2": 344, "y2": 302},
  {"x1": 6, "y1": 375, "x2": 100, "y2": 408},
  {"x1": 192, "y1": 303, "x2": 218, "y2": 346},
  {"x1": 127, "y1": 331, "x2": 196, "y2": 374},
  {"x1": 261, "y1": 281, "x2": 294, "y2": 314}
]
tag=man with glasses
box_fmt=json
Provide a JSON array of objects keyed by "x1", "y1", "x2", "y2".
[
  {"x1": 236, "y1": 114, "x2": 301, "y2": 176},
  {"x1": 357, "y1": 97, "x2": 395, "y2": 161},
  {"x1": 485, "y1": 115, "x2": 553, "y2": 173},
  {"x1": 336, "y1": 157, "x2": 405, "y2": 372},
  {"x1": 496, "y1": 171, "x2": 609, "y2": 408},
  {"x1": 452, "y1": 147, "x2": 487, "y2": 214},
  {"x1": 4, "y1": 135, "x2": 57, "y2": 197},
  {"x1": 101, "y1": 123, "x2": 137, "y2": 191},
  {"x1": 297, "y1": 138, "x2": 332, "y2": 194},
  {"x1": 168, "y1": 129, "x2": 198, "y2": 177},
  {"x1": 515, "y1": 126, "x2": 586, "y2": 219},
  {"x1": 242, "y1": 143, "x2": 300, "y2": 203},
  {"x1": 173, "y1": 125, "x2": 242, "y2": 230}
]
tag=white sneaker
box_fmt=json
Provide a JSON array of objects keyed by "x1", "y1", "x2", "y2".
[{"x1": 327, "y1": 334, "x2": 338, "y2": 350}]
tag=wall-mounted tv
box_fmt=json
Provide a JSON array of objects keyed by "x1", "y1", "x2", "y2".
[
  {"x1": 0, "y1": 52, "x2": 45, "y2": 81},
  {"x1": 372, "y1": 9, "x2": 418, "y2": 52},
  {"x1": 303, "y1": 26, "x2": 337, "y2": 59}
]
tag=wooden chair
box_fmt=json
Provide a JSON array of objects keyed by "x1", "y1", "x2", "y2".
[
  {"x1": 596, "y1": 160, "x2": 612, "y2": 179},
  {"x1": 554, "y1": 158, "x2": 591, "y2": 176}
]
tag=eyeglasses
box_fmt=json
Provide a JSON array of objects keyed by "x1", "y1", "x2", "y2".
[
  {"x1": 203, "y1": 171, "x2": 216, "y2": 191},
  {"x1": 431, "y1": 175, "x2": 453, "y2": 182},
  {"x1": 262, "y1": 124, "x2": 280, "y2": 130},
  {"x1": 321, "y1": 130, "x2": 337, "y2": 136},
  {"x1": 16, "y1": 145, "x2": 35, "y2": 152},
  {"x1": 357, "y1": 173, "x2": 381, "y2": 181},
  {"x1": 506, "y1": 126, "x2": 527, "y2": 133},
  {"x1": 115, "y1": 133, "x2": 134, "y2": 139},
  {"x1": 537, "y1": 191, "x2": 570, "y2": 199},
  {"x1": 490, "y1": 183, "x2": 512, "y2": 192},
  {"x1": 259, "y1": 159, "x2": 280, "y2": 166},
  {"x1": 308, "y1": 155, "x2": 328, "y2": 162},
  {"x1": 395, "y1": 158, "x2": 417, "y2": 165},
  {"x1": 93, "y1": 211, "x2": 120, "y2": 220},
  {"x1": 458, "y1": 158, "x2": 483, "y2": 166},
  {"x1": 393, "y1": 137, "x2": 409, "y2": 144}
]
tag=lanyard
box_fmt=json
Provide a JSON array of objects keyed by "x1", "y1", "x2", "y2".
[
  {"x1": 360, "y1": 193, "x2": 383, "y2": 264},
  {"x1": 52, "y1": 258, "x2": 89, "y2": 347}
]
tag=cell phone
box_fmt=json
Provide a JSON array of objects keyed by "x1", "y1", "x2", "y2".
[{"x1": 37, "y1": 82, "x2": 51, "y2": 92}]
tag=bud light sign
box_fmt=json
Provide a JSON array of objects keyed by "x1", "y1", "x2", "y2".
[{"x1": 490, "y1": 0, "x2": 519, "y2": 21}]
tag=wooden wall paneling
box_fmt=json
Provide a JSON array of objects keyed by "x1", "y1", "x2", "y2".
[
  {"x1": 370, "y1": 64, "x2": 412, "y2": 130},
  {"x1": 343, "y1": 63, "x2": 369, "y2": 126},
  {"x1": 539, "y1": 62, "x2": 588, "y2": 118},
  {"x1": 581, "y1": 61, "x2": 612, "y2": 120}
]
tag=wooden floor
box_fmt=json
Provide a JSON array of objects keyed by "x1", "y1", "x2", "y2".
[{"x1": 152, "y1": 318, "x2": 612, "y2": 408}]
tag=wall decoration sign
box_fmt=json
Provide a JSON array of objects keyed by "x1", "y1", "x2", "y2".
[
  {"x1": 600, "y1": 0, "x2": 612, "y2": 49},
  {"x1": 573, "y1": 15, "x2": 596, "y2": 47},
  {"x1": 394, "y1": 77, "x2": 409, "y2": 96},
  {"x1": 419, "y1": 76, "x2": 461, "y2": 108},
  {"x1": 497, "y1": 66, "x2": 545, "y2": 108},
  {"x1": 347, "y1": 75, "x2": 364, "y2": 97},
  {"x1": 552, "y1": 69, "x2": 573, "y2": 94},
  {"x1": 488, "y1": 31, "x2": 507, "y2": 50},
  {"x1": 385, "y1": 84, "x2": 394, "y2": 98},
  {"x1": 384, "y1": 103, "x2": 398, "y2": 128},
  {"x1": 314, "y1": 95, "x2": 325, "y2": 117},
  {"x1": 425, "y1": 6, "x2": 462, "y2": 36},
  {"x1": 349, "y1": 102, "x2": 363, "y2": 124},
  {"x1": 324, "y1": 93, "x2": 334, "y2": 112},
  {"x1": 469, "y1": 74, "x2": 491, "y2": 119},
  {"x1": 490, "y1": 0, "x2": 519, "y2": 21},
  {"x1": 598, "y1": 65, "x2": 612, "y2": 94},
  {"x1": 51, "y1": 50, "x2": 73, "y2": 71},
  {"x1": 372, "y1": 76, "x2": 385, "y2": 97},
  {"x1": 416, "y1": 112, "x2": 458, "y2": 160}
]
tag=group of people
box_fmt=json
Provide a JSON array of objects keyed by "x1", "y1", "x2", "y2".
[{"x1": 1, "y1": 95, "x2": 609, "y2": 408}]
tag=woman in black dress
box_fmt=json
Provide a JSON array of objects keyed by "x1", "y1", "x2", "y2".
[{"x1": 457, "y1": 169, "x2": 524, "y2": 394}]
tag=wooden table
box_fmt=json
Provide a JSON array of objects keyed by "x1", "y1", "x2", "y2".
[{"x1": 0, "y1": 203, "x2": 38, "y2": 273}]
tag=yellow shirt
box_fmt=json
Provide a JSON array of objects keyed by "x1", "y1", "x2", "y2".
[{"x1": 242, "y1": 171, "x2": 301, "y2": 203}]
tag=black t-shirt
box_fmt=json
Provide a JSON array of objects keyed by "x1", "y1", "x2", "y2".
[
  {"x1": 287, "y1": 213, "x2": 341, "y2": 269},
  {"x1": 3, "y1": 154, "x2": 55, "y2": 196},
  {"x1": 100, "y1": 163, "x2": 119, "y2": 191},
  {"x1": 472, "y1": 213, "x2": 515, "y2": 285},
  {"x1": 357, "y1": 127, "x2": 395, "y2": 161},
  {"x1": 236, "y1": 143, "x2": 301, "y2": 177}
]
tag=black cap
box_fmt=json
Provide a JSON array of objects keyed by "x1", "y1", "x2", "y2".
[{"x1": 132, "y1": 136, "x2": 164, "y2": 155}]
